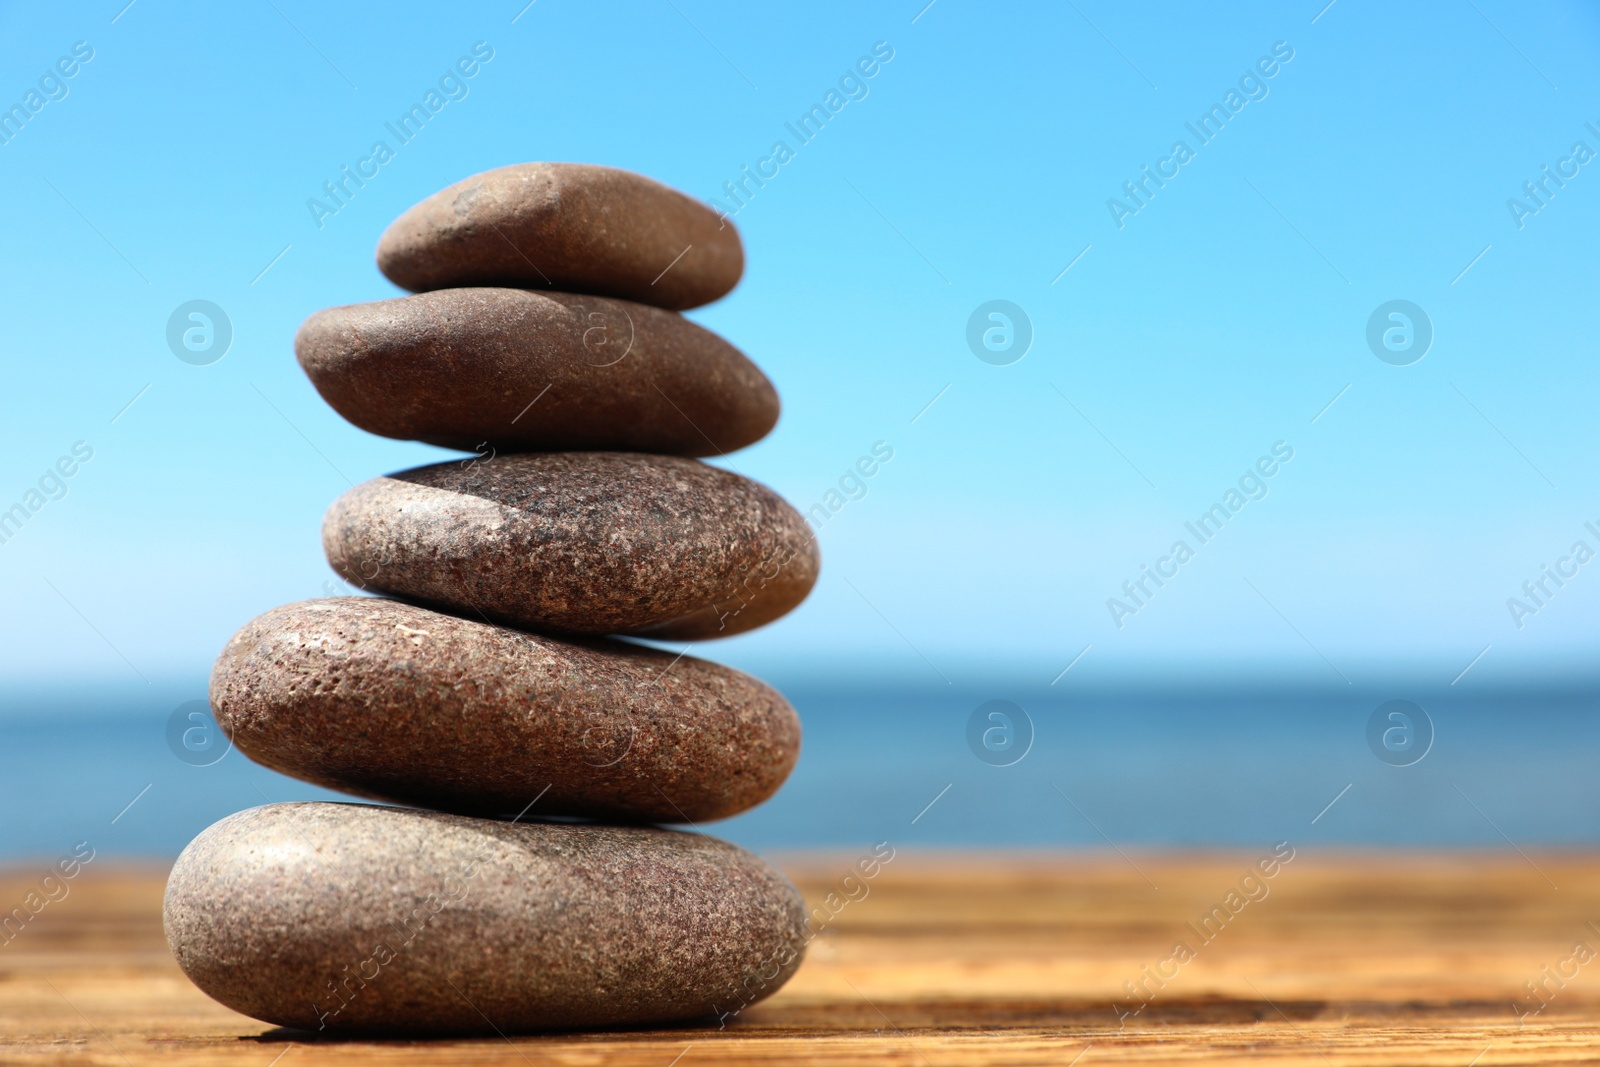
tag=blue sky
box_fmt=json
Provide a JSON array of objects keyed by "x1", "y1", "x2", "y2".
[{"x1": 1, "y1": 0, "x2": 1598, "y2": 698}]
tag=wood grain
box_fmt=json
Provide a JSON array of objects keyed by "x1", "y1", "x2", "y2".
[{"x1": 3, "y1": 851, "x2": 1600, "y2": 1064}]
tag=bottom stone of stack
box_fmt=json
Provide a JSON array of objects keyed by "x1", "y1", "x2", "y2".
[{"x1": 163, "y1": 803, "x2": 808, "y2": 1034}]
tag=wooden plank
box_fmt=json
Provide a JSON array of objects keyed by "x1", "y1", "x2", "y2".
[{"x1": 2, "y1": 852, "x2": 1599, "y2": 1064}]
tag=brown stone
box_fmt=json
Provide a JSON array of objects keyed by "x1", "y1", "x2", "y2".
[
  {"x1": 323, "y1": 453, "x2": 819, "y2": 640},
  {"x1": 294, "y1": 287, "x2": 777, "y2": 456},
  {"x1": 211, "y1": 597, "x2": 800, "y2": 822},
  {"x1": 376, "y1": 163, "x2": 742, "y2": 310},
  {"x1": 163, "y1": 803, "x2": 808, "y2": 1034}
]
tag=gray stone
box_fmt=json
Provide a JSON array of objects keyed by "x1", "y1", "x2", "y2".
[
  {"x1": 295, "y1": 288, "x2": 778, "y2": 456},
  {"x1": 323, "y1": 453, "x2": 819, "y2": 640},
  {"x1": 376, "y1": 163, "x2": 742, "y2": 311},
  {"x1": 164, "y1": 803, "x2": 808, "y2": 1034},
  {"x1": 212, "y1": 597, "x2": 800, "y2": 822}
]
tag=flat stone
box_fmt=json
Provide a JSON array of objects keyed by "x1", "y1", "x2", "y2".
[
  {"x1": 164, "y1": 803, "x2": 807, "y2": 1034},
  {"x1": 323, "y1": 453, "x2": 819, "y2": 640},
  {"x1": 376, "y1": 163, "x2": 742, "y2": 311},
  {"x1": 295, "y1": 287, "x2": 777, "y2": 456},
  {"x1": 212, "y1": 598, "x2": 800, "y2": 822}
]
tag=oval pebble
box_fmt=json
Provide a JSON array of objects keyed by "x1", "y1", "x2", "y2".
[
  {"x1": 295, "y1": 288, "x2": 778, "y2": 456},
  {"x1": 323, "y1": 453, "x2": 819, "y2": 640},
  {"x1": 164, "y1": 803, "x2": 808, "y2": 1034},
  {"x1": 211, "y1": 597, "x2": 800, "y2": 822},
  {"x1": 376, "y1": 163, "x2": 742, "y2": 311}
]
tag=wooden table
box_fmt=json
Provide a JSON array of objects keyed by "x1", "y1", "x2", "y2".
[{"x1": 4, "y1": 852, "x2": 1600, "y2": 1064}]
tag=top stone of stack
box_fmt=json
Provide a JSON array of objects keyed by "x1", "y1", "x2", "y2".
[{"x1": 376, "y1": 162, "x2": 742, "y2": 310}]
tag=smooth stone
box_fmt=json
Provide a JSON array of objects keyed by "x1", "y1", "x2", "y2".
[
  {"x1": 164, "y1": 803, "x2": 807, "y2": 1034},
  {"x1": 323, "y1": 453, "x2": 819, "y2": 640},
  {"x1": 376, "y1": 163, "x2": 742, "y2": 311},
  {"x1": 295, "y1": 287, "x2": 778, "y2": 456},
  {"x1": 212, "y1": 597, "x2": 800, "y2": 822}
]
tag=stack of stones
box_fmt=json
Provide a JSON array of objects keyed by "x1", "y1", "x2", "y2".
[{"x1": 163, "y1": 163, "x2": 820, "y2": 1035}]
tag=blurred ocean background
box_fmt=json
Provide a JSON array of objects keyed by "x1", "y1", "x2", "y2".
[
  {"x1": 2, "y1": 1, "x2": 1597, "y2": 859},
  {"x1": 5, "y1": 678, "x2": 1597, "y2": 857}
]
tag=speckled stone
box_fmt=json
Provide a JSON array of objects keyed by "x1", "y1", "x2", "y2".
[
  {"x1": 294, "y1": 287, "x2": 777, "y2": 456},
  {"x1": 164, "y1": 803, "x2": 808, "y2": 1034},
  {"x1": 212, "y1": 597, "x2": 800, "y2": 822},
  {"x1": 376, "y1": 163, "x2": 742, "y2": 311},
  {"x1": 323, "y1": 453, "x2": 819, "y2": 640}
]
